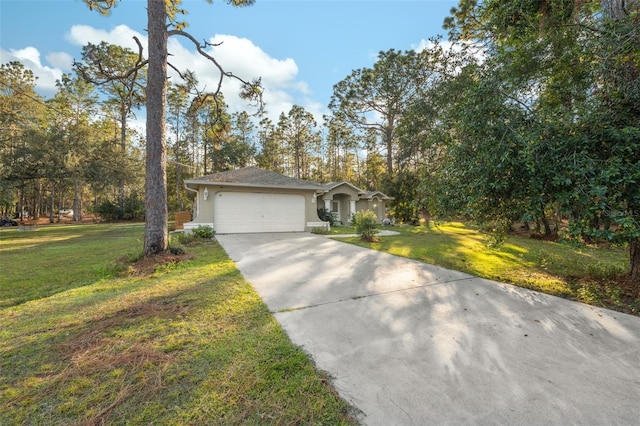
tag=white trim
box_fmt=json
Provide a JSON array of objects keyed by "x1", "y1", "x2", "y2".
[
  {"x1": 183, "y1": 222, "x2": 214, "y2": 232},
  {"x1": 307, "y1": 221, "x2": 330, "y2": 231}
]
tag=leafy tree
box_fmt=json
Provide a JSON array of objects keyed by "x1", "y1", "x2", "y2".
[
  {"x1": 255, "y1": 117, "x2": 283, "y2": 173},
  {"x1": 438, "y1": 0, "x2": 640, "y2": 285},
  {"x1": 226, "y1": 111, "x2": 257, "y2": 167},
  {"x1": 83, "y1": 115, "x2": 145, "y2": 220},
  {"x1": 277, "y1": 105, "x2": 319, "y2": 179},
  {"x1": 0, "y1": 62, "x2": 46, "y2": 219},
  {"x1": 204, "y1": 94, "x2": 232, "y2": 173},
  {"x1": 48, "y1": 74, "x2": 99, "y2": 222},
  {"x1": 166, "y1": 77, "x2": 193, "y2": 210},
  {"x1": 386, "y1": 169, "x2": 422, "y2": 223},
  {"x1": 82, "y1": 0, "x2": 262, "y2": 256},
  {"x1": 329, "y1": 49, "x2": 437, "y2": 174},
  {"x1": 75, "y1": 41, "x2": 146, "y2": 214},
  {"x1": 323, "y1": 113, "x2": 361, "y2": 183},
  {"x1": 360, "y1": 148, "x2": 386, "y2": 191},
  {"x1": 192, "y1": 92, "x2": 225, "y2": 175}
]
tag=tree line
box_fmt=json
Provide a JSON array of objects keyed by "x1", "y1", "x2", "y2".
[
  {"x1": 0, "y1": 58, "x2": 388, "y2": 224},
  {"x1": 1, "y1": 0, "x2": 639, "y2": 284}
]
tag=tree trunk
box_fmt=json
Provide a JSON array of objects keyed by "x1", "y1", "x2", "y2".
[
  {"x1": 49, "y1": 184, "x2": 54, "y2": 224},
  {"x1": 385, "y1": 125, "x2": 393, "y2": 174},
  {"x1": 203, "y1": 140, "x2": 208, "y2": 175},
  {"x1": 18, "y1": 185, "x2": 24, "y2": 221},
  {"x1": 119, "y1": 106, "x2": 127, "y2": 217},
  {"x1": 34, "y1": 181, "x2": 41, "y2": 220},
  {"x1": 541, "y1": 215, "x2": 552, "y2": 235},
  {"x1": 73, "y1": 176, "x2": 81, "y2": 222},
  {"x1": 630, "y1": 238, "x2": 640, "y2": 291},
  {"x1": 144, "y1": 0, "x2": 169, "y2": 256}
]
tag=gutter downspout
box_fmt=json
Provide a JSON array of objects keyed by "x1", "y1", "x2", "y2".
[{"x1": 184, "y1": 183, "x2": 199, "y2": 220}]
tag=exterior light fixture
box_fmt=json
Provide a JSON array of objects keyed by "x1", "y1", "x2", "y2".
[{"x1": 203, "y1": 187, "x2": 209, "y2": 200}]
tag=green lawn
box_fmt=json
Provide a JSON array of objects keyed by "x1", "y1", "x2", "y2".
[
  {"x1": 3, "y1": 221, "x2": 635, "y2": 424},
  {"x1": 344, "y1": 222, "x2": 638, "y2": 314},
  {"x1": 0, "y1": 224, "x2": 356, "y2": 425}
]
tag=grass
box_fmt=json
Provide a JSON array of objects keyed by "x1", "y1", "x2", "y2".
[
  {"x1": 0, "y1": 224, "x2": 356, "y2": 425},
  {"x1": 343, "y1": 221, "x2": 639, "y2": 315},
  {"x1": 328, "y1": 225, "x2": 356, "y2": 235}
]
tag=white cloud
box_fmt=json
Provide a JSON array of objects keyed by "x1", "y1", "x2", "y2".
[
  {"x1": 46, "y1": 52, "x2": 74, "y2": 70},
  {"x1": 166, "y1": 33, "x2": 306, "y2": 122},
  {"x1": 65, "y1": 25, "x2": 313, "y2": 122},
  {"x1": 66, "y1": 24, "x2": 145, "y2": 53},
  {"x1": 4, "y1": 24, "x2": 318, "y2": 125},
  {"x1": 300, "y1": 97, "x2": 327, "y2": 125},
  {"x1": 413, "y1": 38, "x2": 447, "y2": 53},
  {"x1": 412, "y1": 38, "x2": 486, "y2": 64},
  {"x1": 0, "y1": 47, "x2": 63, "y2": 93}
]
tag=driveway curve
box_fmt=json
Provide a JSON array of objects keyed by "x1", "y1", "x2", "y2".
[{"x1": 216, "y1": 232, "x2": 640, "y2": 425}]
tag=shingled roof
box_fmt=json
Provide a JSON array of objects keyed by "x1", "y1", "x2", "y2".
[{"x1": 185, "y1": 167, "x2": 326, "y2": 191}]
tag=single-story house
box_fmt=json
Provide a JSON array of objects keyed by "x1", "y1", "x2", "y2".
[
  {"x1": 317, "y1": 181, "x2": 393, "y2": 225},
  {"x1": 183, "y1": 166, "x2": 393, "y2": 234}
]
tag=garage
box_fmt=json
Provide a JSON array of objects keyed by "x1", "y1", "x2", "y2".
[
  {"x1": 183, "y1": 167, "x2": 327, "y2": 234},
  {"x1": 214, "y1": 191, "x2": 305, "y2": 233}
]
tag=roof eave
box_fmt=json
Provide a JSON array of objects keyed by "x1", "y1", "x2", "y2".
[{"x1": 183, "y1": 179, "x2": 325, "y2": 191}]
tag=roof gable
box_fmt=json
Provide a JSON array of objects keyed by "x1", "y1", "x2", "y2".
[
  {"x1": 322, "y1": 181, "x2": 365, "y2": 194},
  {"x1": 362, "y1": 190, "x2": 394, "y2": 200}
]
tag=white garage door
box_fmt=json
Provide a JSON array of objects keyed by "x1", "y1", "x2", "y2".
[{"x1": 214, "y1": 192, "x2": 305, "y2": 233}]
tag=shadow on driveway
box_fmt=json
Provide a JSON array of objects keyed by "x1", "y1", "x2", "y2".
[{"x1": 216, "y1": 232, "x2": 640, "y2": 425}]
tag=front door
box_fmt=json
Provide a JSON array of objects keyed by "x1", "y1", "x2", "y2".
[{"x1": 331, "y1": 200, "x2": 340, "y2": 222}]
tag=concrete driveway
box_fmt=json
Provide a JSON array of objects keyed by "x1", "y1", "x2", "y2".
[{"x1": 215, "y1": 232, "x2": 640, "y2": 425}]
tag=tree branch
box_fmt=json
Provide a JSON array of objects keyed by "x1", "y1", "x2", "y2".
[{"x1": 168, "y1": 29, "x2": 264, "y2": 115}]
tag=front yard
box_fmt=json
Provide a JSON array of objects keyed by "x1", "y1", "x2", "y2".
[
  {"x1": 342, "y1": 222, "x2": 638, "y2": 315},
  {"x1": 0, "y1": 224, "x2": 356, "y2": 425},
  {"x1": 2, "y1": 220, "x2": 636, "y2": 424}
]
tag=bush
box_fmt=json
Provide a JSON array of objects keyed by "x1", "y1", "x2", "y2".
[
  {"x1": 93, "y1": 192, "x2": 145, "y2": 221},
  {"x1": 168, "y1": 245, "x2": 185, "y2": 255},
  {"x1": 191, "y1": 225, "x2": 215, "y2": 239},
  {"x1": 311, "y1": 226, "x2": 330, "y2": 235},
  {"x1": 171, "y1": 232, "x2": 197, "y2": 245},
  {"x1": 353, "y1": 210, "x2": 379, "y2": 242},
  {"x1": 317, "y1": 207, "x2": 338, "y2": 226}
]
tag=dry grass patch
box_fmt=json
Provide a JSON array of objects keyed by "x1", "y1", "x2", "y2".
[{"x1": 0, "y1": 224, "x2": 357, "y2": 425}]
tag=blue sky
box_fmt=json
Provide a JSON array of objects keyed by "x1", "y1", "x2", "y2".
[{"x1": 1, "y1": 0, "x2": 458, "y2": 123}]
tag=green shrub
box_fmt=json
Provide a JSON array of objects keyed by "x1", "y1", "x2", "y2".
[
  {"x1": 171, "y1": 232, "x2": 197, "y2": 245},
  {"x1": 311, "y1": 226, "x2": 330, "y2": 235},
  {"x1": 93, "y1": 192, "x2": 145, "y2": 221},
  {"x1": 353, "y1": 210, "x2": 379, "y2": 242},
  {"x1": 317, "y1": 207, "x2": 338, "y2": 226},
  {"x1": 584, "y1": 261, "x2": 627, "y2": 279},
  {"x1": 191, "y1": 225, "x2": 215, "y2": 239},
  {"x1": 168, "y1": 245, "x2": 185, "y2": 255}
]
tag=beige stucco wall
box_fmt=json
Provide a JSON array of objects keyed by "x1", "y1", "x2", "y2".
[
  {"x1": 322, "y1": 184, "x2": 360, "y2": 200},
  {"x1": 318, "y1": 184, "x2": 361, "y2": 224},
  {"x1": 189, "y1": 184, "x2": 323, "y2": 228},
  {"x1": 356, "y1": 198, "x2": 386, "y2": 222},
  {"x1": 317, "y1": 184, "x2": 390, "y2": 224}
]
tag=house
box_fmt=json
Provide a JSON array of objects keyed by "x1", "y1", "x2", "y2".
[
  {"x1": 317, "y1": 182, "x2": 393, "y2": 224},
  {"x1": 183, "y1": 167, "x2": 393, "y2": 234}
]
